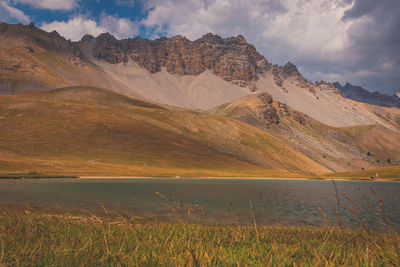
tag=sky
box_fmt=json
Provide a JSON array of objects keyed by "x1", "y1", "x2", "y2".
[{"x1": 0, "y1": 0, "x2": 399, "y2": 95}]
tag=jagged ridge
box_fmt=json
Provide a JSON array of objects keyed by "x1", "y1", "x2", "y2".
[
  {"x1": 81, "y1": 32, "x2": 272, "y2": 89},
  {"x1": 333, "y1": 82, "x2": 400, "y2": 108}
]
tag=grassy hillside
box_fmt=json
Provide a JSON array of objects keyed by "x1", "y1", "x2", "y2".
[
  {"x1": 323, "y1": 166, "x2": 400, "y2": 180},
  {"x1": 0, "y1": 86, "x2": 328, "y2": 177},
  {"x1": 339, "y1": 125, "x2": 400, "y2": 165},
  {"x1": 0, "y1": 35, "x2": 135, "y2": 96},
  {"x1": 212, "y1": 93, "x2": 400, "y2": 173}
]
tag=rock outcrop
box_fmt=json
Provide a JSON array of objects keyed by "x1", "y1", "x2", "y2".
[
  {"x1": 257, "y1": 93, "x2": 279, "y2": 125},
  {"x1": 277, "y1": 102, "x2": 306, "y2": 125},
  {"x1": 281, "y1": 61, "x2": 301, "y2": 79},
  {"x1": 82, "y1": 33, "x2": 272, "y2": 91},
  {"x1": 255, "y1": 92, "x2": 306, "y2": 126}
]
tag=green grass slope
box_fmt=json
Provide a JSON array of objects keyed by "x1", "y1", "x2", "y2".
[{"x1": 0, "y1": 86, "x2": 328, "y2": 177}]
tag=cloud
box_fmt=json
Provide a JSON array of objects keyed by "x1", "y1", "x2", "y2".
[
  {"x1": 115, "y1": 0, "x2": 135, "y2": 7},
  {"x1": 12, "y1": 0, "x2": 78, "y2": 11},
  {"x1": 141, "y1": 0, "x2": 400, "y2": 94},
  {"x1": 142, "y1": 0, "x2": 353, "y2": 60},
  {"x1": 98, "y1": 13, "x2": 139, "y2": 38},
  {"x1": 41, "y1": 16, "x2": 104, "y2": 41},
  {"x1": 41, "y1": 14, "x2": 139, "y2": 41},
  {"x1": 0, "y1": 0, "x2": 30, "y2": 23}
]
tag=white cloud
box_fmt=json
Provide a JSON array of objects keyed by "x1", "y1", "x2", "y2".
[
  {"x1": 98, "y1": 13, "x2": 139, "y2": 39},
  {"x1": 41, "y1": 16, "x2": 104, "y2": 41},
  {"x1": 13, "y1": 0, "x2": 78, "y2": 11},
  {"x1": 142, "y1": 0, "x2": 356, "y2": 64},
  {"x1": 0, "y1": 0, "x2": 30, "y2": 23},
  {"x1": 41, "y1": 15, "x2": 139, "y2": 41}
]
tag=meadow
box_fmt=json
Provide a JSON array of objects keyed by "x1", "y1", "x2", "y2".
[{"x1": 0, "y1": 208, "x2": 399, "y2": 266}]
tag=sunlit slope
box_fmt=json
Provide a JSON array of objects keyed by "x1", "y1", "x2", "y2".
[
  {"x1": 212, "y1": 93, "x2": 400, "y2": 172},
  {"x1": 0, "y1": 86, "x2": 328, "y2": 177},
  {"x1": 323, "y1": 166, "x2": 400, "y2": 180},
  {"x1": 0, "y1": 35, "x2": 136, "y2": 97},
  {"x1": 339, "y1": 125, "x2": 400, "y2": 165}
]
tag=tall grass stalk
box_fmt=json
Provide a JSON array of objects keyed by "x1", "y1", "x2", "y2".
[{"x1": 0, "y1": 209, "x2": 399, "y2": 266}]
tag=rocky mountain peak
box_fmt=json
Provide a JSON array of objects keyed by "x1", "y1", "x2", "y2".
[
  {"x1": 235, "y1": 34, "x2": 246, "y2": 43},
  {"x1": 84, "y1": 32, "x2": 272, "y2": 90},
  {"x1": 81, "y1": 34, "x2": 94, "y2": 43},
  {"x1": 96, "y1": 32, "x2": 119, "y2": 43},
  {"x1": 282, "y1": 61, "x2": 301, "y2": 78},
  {"x1": 49, "y1": 30, "x2": 60, "y2": 37},
  {"x1": 198, "y1": 33, "x2": 224, "y2": 43}
]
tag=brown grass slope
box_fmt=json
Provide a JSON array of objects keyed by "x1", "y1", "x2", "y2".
[
  {"x1": 324, "y1": 166, "x2": 400, "y2": 180},
  {"x1": 339, "y1": 125, "x2": 400, "y2": 165},
  {"x1": 0, "y1": 86, "x2": 328, "y2": 177},
  {"x1": 211, "y1": 93, "x2": 400, "y2": 173},
  {"x1": 0, "y1": 26, "x2": 138, "y2": 97}
]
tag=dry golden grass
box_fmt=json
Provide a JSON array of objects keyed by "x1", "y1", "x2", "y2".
[
  {"x1": 0, "y1": 86, "x2": 322, "y2": 177},
  {"x1": 323, "y1": 165, "x2": 400, "y2": 180},
  {"x1": 1, "y1": 209, "x2": 399, "y2": 266}
]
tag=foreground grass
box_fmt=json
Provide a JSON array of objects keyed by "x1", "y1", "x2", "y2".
[{"x1": 0, "y1": 210, "x2": 399, "y2": 266}]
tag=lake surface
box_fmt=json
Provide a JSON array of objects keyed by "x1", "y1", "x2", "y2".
[{"x1": 0, "y1": 178, "x2": 399, "y2": 229}]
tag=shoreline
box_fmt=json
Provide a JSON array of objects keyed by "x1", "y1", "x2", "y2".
[
  {"x1": 0, "y1": 175, "x2": 396, "y2": 182},
  {"x1": 79, "y1": 176, "x2": 314, "y2": 180},
  {"x1": 78, "y1": 176, "x2": 396, "y2": 181}
]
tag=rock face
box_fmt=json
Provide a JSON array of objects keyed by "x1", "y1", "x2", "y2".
[
  {"x1": 281, "y1": 61, "x2": 301, "y2": 79},
  {"x1": 277, "y1": 102, "x2": 306, "y2": 125},
  {"x1": 255, "y1": 92, "x2": 306, "y2": 126},
  {"x1": 333, "y1": 82, "x2": 400, "y2": 108},
  {"x1": 257, "y1": 93, "x2": 279, "y2": 125},
  {"x1": 270, "y1": 62, "x2": 310, "y2": 91},
  {"x1": 83, "y1": 33, "x2": 272, "y2": 90}
]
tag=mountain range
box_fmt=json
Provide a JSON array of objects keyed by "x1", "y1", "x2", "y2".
[
  {"x1": 333, "y1": 82, "x2": 400, "y2": 108},
  {"x1": 1, "y1": 22, "x2": 399, "y2": 177}
]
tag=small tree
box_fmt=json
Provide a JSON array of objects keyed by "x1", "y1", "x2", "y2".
[
  {"x1": 367, "y1": 151, "x2": 371, "y2": 156},
  {"x1": 387, "y1": 158, "x2": 391, "y2": 164}
]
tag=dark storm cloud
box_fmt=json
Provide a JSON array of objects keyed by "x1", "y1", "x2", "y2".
[{"x1": 338, "y1": 0, "x2": 400, "y2": 94}]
